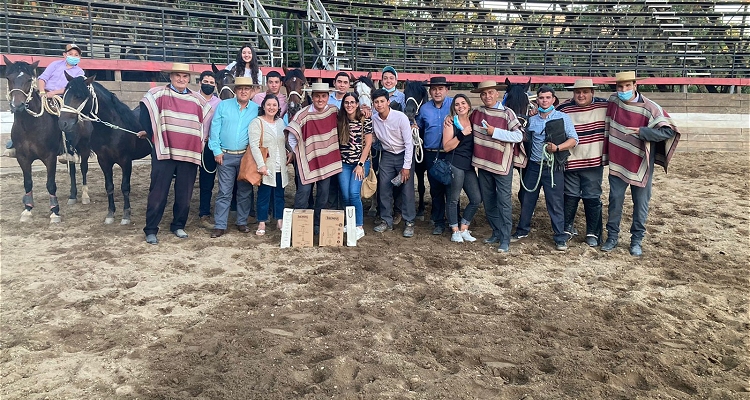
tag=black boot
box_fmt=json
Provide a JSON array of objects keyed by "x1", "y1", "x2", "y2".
[
  {"x1": 563, "y1": 195, "x2": 580, "y2": 237},
  {"x1": 582, "y1": 197, "x2": 603, "y2": 246}
]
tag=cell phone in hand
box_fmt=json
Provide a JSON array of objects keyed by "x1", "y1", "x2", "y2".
[
  {"x1": 390, "y1": 175, "x2": 403, "y2": 187},
  {"x1": 481, "y1": 119, "x2": 488, "y2": 128}
]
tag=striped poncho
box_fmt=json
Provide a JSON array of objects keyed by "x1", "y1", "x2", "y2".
[
  {"x1": 606, "y1": 93, "x2": 680, "y2": 187},
  {"x1": 142, "y1": 86, "x2": 211, "y2": 165},
  {"x1": 470, "y1": 106, "x2": 527, "y2": 176},
  {"x1": 557, "y1": 97, "x2": 608, "y2": 170},
  {"x1": 286, "y1": 105, "x2": 343, "y2": 185}
]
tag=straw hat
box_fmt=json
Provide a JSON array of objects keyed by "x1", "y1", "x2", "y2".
[
  {"x1": 565, "y1": 79, "x2": 597, "y2": 90},
  {"x1": 609, "y1": 71, "x2": 642, "y2": 83},
  {"x1": 303, "y1": 82, "x2": 335, "y2": 93},
  {"x1": 470, "y1": 80, "x2": 507, "y2": 93},
  {"x1": 231, "y1": 76, "x2": 258, "y2": 88},
  {"x1": 162, "y1": 62, "x2": 195, "y2": 75}
]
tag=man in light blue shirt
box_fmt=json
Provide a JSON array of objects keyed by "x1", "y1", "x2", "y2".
[
  {"x1": 512, "y1": 86, "x2": 578, "y2": 251},
  {"x1": 415, "y1": 76, "x2": 453, "y2": 234},
  {"x1": 208, "y1": 77, "x2": 259, "y2": 237}
]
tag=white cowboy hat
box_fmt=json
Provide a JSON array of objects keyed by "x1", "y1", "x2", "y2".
[
  {"x1": 161, "y1": 62, "x2": 196, "y2": 75},
  {"x1": 303, "y1": 82, "x2": 335, "y2": 93},
  {"x1": 470, "y1": 80, "x2": 507, "y2": 93},
  {"x1": 608, "y1": 71, "x2": 643, "y2": 83},
  {"x1": 565, "y1": 79, "x2": 597, "y2": 89}
]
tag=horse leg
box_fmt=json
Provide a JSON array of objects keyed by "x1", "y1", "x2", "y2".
[
  {"x1": 80, "y1": 152, "x2": 90, "y2": 205},
  {"x1": 44, "y1": 157, "x2": 61, "y2": 223},
  {"x1": 67, "y1": 161, "x2": 78, "y2": 205},
  {"x1": 415, "y1": 160, "x2": 427, "y2": 220},
  {"x1": 120, "y1": 161, "x2": 133, "y2": 225},
  {"x1": 102, "y1": 162, "x2": 116, "y2": 224},
  {"x1": 18, "y1": 157, "x2": 34, "y2": 222}
]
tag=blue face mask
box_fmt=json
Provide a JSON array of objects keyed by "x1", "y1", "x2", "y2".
[
  {"x1": 385, "y1": 87, "x2": 396, "y2": 93},
  {"x1": 617, "y1": 90, "x2": 633, "y2": 101},
  {"x1": 66, "y1": 56, "x2": 80, "y2": 66},
  {"x1": 538, "y1": 105, "x2": 554, "y2": 113},
  {"x1": 453, "y1": 115, "x2": 464, "y2": 131}
]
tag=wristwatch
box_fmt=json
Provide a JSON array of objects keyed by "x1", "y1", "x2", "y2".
[{"x1": 357, "y1": 161, "x2": 364, "y2": 167}]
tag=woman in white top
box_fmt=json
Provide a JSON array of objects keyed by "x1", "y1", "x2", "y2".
[
  {"x1": 227, "y1": 43, "x2": 263, "y2": 85},
  {"x1": 249, "y1": 94, "x2": 291, "y2": 235}
]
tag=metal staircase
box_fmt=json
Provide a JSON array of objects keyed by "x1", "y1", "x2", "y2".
[
  {"x1": 240, "y1": 0, "x2": 284, "y2": 67},
  {"x1": 646, "y1": 0, "x2": 709, "y2": 76},
  {"x1": 306, "y1": 0, "x2": 349, "y2": 70}
]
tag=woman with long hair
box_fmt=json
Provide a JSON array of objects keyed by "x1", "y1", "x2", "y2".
[
  {"x1": 442, "y1": 94, "x2": 481, "y2": 243},
  {"x1": 249, "y1": 94, "x2": 290, "y2": 235},
  {"x1": 230, "y1": 43, "x2": 262, "y2": 85},
  {"x1": 337, "y1": 93, "x2": 373, "y2": 241}
]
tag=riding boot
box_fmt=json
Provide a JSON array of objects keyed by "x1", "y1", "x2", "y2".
[
  {"x1": 583, "y1": 197, "x2": 603, "y2": 246},
  {"x1": 563, "y1": 195, "x2": 580, "y2": 236}
]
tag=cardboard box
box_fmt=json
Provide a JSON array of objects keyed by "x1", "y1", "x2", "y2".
[
  {"x1": 292, "y1": 209, "x2": 314, "y2": 247},
  {"x1": 280, "y1": 208, "x2": 294, "y2": 248},
  {"x1": 319, "y1": 210, "x2": 344, "y2": 247}
]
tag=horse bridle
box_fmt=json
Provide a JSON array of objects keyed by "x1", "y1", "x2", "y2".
[
  {"x1": 59, "y1": 83, "x2": 140, "y2": 136},
  {"x1": 6, "y1": 76, "x2": 45, "y2": 117},
  {"x1": 219, "y1": 85, "x2": 235, "y2": 98},
  {"x1": 406, "y1": 96, "x2": 423, "y2": 113}
]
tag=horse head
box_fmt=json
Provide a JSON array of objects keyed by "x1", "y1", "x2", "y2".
[
  {"x1": 213, "y1": 63, "x2": 236, "y2": 100},
  {"x1": 504, "y1": 77, "x2": 534, "y2": 127},
  {"x1": 351, "y1": 72, "x2": 374, "y2": 108},
  {"x1": 57, "y1": 72, "x2": 98, "y2": 137},
  {"x1": 283, "y1": 65, "x2": 308, "y2": 119},
  {"x1": 3, "y1": 55, "x2": 41, "y2": 114},
  {"x1": 403, "y1": 80, "x2": 428, "y2": 124}
]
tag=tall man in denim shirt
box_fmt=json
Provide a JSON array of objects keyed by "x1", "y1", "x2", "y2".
[
  {"x1": 512, "y1": 86, "x2": 578, "y2": 251},
  {"x1": 208, "y1": 77, "x2": 259, "y2": 238},
  {"x1": 415, "y1": 77, "x2": 453, "y2": 235}
]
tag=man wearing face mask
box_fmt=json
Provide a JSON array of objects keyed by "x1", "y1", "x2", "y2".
[
  {"x1": 512, "y1": 86, "x2": 578, "y2": 251},
  {"x1": 197, "y1": 71, "x2": 222, "y2": 230},
  {"x1": 601, "y1": 71, "x2": 679, "y2": 257}
]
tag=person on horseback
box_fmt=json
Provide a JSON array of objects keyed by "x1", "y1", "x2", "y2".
[
  {"x1": 380, "y1": 66, "x2": 406, "y2": 110},
  {"x1": 137, "y1": 63, "x2": 214, "y2": 245},
  {"x1": 253, "y1": 70, "x2": 287, "y2": 118},
  {"x1": 5, "y1": 43, "x2": 85, "y2": 160},
  {"x1": 415, "y1": 77, "x2": 454, "y2": 235},
  {"x1": 197, "y1": 71, "x2": 222, "y2": 230}
]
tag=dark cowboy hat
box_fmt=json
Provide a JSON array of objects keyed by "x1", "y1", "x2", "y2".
[{"x1": 423, "y1": 77, "x2": 453, "y2": 87}]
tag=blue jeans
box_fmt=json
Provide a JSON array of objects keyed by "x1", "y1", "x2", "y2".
[
  {"x1": 377, "y1": 151, "x2": 415, "y2": 226},
  {"x1": 515, "y1": 161, "x2": 567, "y2": 243},
  {"x1": 478, "y1": 169, "x2": 513, "y2": 246},
  {"x1": 256, "y1": 172, "x2": 286, "y2": 223},
  {"x1": 213, "y1": 153, "x2": 253, "y2": 229},
  {"x1": 338, "y1": 160, "x2": 370, "y2": 226},
  {"x1": 606, "y1": 173, "x2": 653, "y2": 243},
  {"x1": 447, "y1": 165, "x2": 482, "y2": 228},
  {"x1": 424, "y1": 150, "x2": 448, "y2": 227}
]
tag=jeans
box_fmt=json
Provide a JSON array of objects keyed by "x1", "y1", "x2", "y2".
[
  {"x1": 515, "y1": 161, "x2": 567, "y2": 243},
  {"x1": 377, "y1": 151, "x2": 415, "y2": 226},
  {"x1": 447, "y1": 166, "x2": 481, "y2": 228},
  {"x1": 478, "y1": 169, "x2": 514, "y2": 246},
  {"x1": 213, "y1": 153, "x2": 253, "y2": 229},
  {"x1": 257, "y1": 172, "x2": 286, "y2": 223},
  {"x1": 424, "y1": 150, "x2": 448, "y2": 227},
  {"x1": 338, "y1": 160, "x2": 370, "y2": 226},
  {"x1": 606, "y1": 173, "x2": 653, "y2": 243}
]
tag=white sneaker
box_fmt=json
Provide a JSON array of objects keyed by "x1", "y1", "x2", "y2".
[
  {"x1": 460, "y1": 230, "x2": 476, "y2": 242},
  {"x1": 356, "y1": 227, "x2": 365, "y2": 240},
  {"x1": 451, "y1": 231, "x2": 464, "y2": 243}
]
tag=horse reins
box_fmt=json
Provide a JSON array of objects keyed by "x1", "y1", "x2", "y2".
[
  {"x1": 406, "y1": 96, "x2": 424, "y2": 164},
  {"x1": 218, "y1": 85, "x2": 235, "y2": 98},
  {"x1": 6, "y1": 77, "x2": 45, "y2": 118}
]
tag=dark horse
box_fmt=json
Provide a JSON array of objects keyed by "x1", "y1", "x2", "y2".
[
  {"x1": 3, "y1": 56, "x2": 91, "y2": 222},
  {"x1": 58, "y1": 74, "x2": 151, "y2": 224},
  {"x1": 282, "y1": 66, "x2": 309, "y2": 119},
  {"x1": 502, "y1": 77, "x2": 534, "y2": 203},
  {"x1": 211, "y1": 63, "x2": 236, "y2": 100},
  {"x1": 402, "y1": 80, "x2": 429, "y2": 218}
]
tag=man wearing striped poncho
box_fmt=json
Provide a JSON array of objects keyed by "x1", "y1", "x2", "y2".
[
  {"x1": 556, "y1": 79, "x2": 608, "y2": 247},
  {"x1": 601, "y1": 71, "x2": 680, "y2": 257},
  {"x1": 285, "y1": 82, "x2": 343, "y2": 234}
]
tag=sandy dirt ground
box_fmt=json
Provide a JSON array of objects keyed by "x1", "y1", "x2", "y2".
[{"x1": 0, "y1": 151, "x2": 748, "y2": 399}]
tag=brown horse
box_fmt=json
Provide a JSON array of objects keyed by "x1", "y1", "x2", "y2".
[
  {"x1": 58, "y1": 74, "x2": 151, "y2": 224},
  {"x1": 3, "y1": 55, "x2": 91, "y2": 223},
  {"x1": 282, "y1": 66, "x2": 308, "y2": 120},
  {"x1": 211, "y1": 63, "x2": 236, "y2": 100}
]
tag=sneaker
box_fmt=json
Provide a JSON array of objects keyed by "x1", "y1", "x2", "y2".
[
  {"x1": 451, "y1": 231, "x2": 464, "y2": 243},
  {"x1": 460, "y1": 230, "x2": 476, "y2": 242},
  {"x1": 564, "y1": 225, "x2": 578, "y2": 236},
  {"x1": 497, "y1": 243, "x2": 510, "y2": 253},
  {"x1": 432, "y1": 225, "x2": 445, "y2": 235},
  {"x1": 199, "y1": 215, "x2": 214, "y2": 230},
  {"x1": 374, "y1": 222, "x2": 392, "y2": 233},
  {"x1": 510, "y1": 232, "x2": 528, "y2": 242},
  {"x1": 173, "y1": 229, "x2": 189, "y2": 238},
  {"x1": 393, "y1": 213, "x2": 402, "y2": 226},
  {"x1": 585, "y1": 234, "x2": 598, "y2": 247},
  {"x1": 5, "y1": 139, "x2": 12, "y2": 149},
  {"x1": 403, "y1": 222, "x2": 414, "y2": 238},
  {"x1": 555, "y1": 241, "x2": 568, "y2": 251},
  {"x1": 629, "y1": 242, "x2": 643, "y2": 257},
  {"x1": 145, "y1": 234, "x2": 158, "y2": 245},
  {"x1": 601, "y1": 237, "x2": 618, "y2": 252},
  {"x1": 356, "y1": 227, "x2": 365, "y2": 240}
]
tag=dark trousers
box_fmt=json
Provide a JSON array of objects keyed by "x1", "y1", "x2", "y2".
[
  {"x1": 515, "y1": 162, "x2": 567, "y2": 243},
  {"x1": 198, "y1": 142, "x2": 217, "y2": 217},
  {"x1": 424, "y1": 150, "x2": 448, "y2": 227},
  {"x1": 144, "y1": 151, "x2": 198, "y2": 235},
  {"x1": 478, "y1": 169, "x2": 514, "y2": 246},
  {"x1": 377, "y1": 150, "x2": 415, "y2": 226},
  {"x1": 293, "y1": 163, "x2": 332, "y2": 229}
]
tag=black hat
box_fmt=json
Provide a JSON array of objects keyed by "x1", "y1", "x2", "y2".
[{"x1": 423, "y1": 77, "x2": 453, "y2": 87}]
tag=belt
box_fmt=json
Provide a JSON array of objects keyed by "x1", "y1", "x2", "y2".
[
  {"x1": 424, "y1": 148, "x2": 445, "y2": 153},
  {"x1": 223, "y1": 149, "x2": 246, "y2": 155}
]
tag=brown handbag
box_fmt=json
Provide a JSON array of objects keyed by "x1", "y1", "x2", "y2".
[{"x1": 238, "y1": 120, "x2": 269, "y2": 186}]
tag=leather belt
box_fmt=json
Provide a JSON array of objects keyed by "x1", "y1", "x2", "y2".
[
  {"x1": 424, "y1": 148, "x2": 446, "y2": 153},
  {"x1": 223, "y1": 149, "x2": 246, "y2": 155}
]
